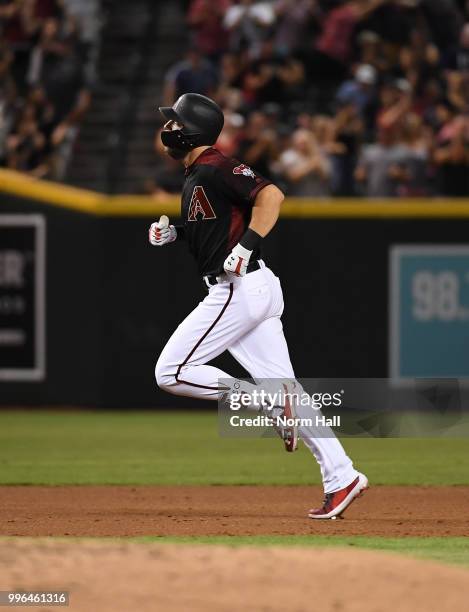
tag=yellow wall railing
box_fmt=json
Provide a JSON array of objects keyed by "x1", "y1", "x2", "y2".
[{"x1": 2, "y1": 168, "x2": 469, "y2": 218}]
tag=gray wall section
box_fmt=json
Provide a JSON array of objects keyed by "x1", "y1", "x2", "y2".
[{"x1": 1, "y1": 194, "x2": 468, "y2": 407}]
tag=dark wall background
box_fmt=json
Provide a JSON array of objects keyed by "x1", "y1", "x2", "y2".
[{"x1": 1, "y1": 194, "x2": 468, "y2": 407}]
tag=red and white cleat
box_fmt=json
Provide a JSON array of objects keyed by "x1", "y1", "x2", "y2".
[
  {"x1": 272, "y1": 383, "x2": 298, "y2": 452},
  {"x1": 308, "y1": 473, "x2": 369, "y2": 519}
]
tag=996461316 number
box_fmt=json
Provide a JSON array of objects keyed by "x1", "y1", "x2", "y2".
[{"x1": 0, "y1": 592, "x2": 69, "y2": 606}]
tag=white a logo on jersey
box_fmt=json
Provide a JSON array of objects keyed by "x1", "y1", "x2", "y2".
[{"x1": 188, "y1": 186, "x2": 217, "y2": 221}]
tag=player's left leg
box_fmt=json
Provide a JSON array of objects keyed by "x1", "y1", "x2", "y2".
[
  {"x1": 155, "y1": 264, "x2": 280, "y2": 401},
  {"x1": 228, "y1": 308, "x2": 359, "y2": 494}
]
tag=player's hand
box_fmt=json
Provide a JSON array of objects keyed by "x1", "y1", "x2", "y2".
[
  {"x1": 149, "y1": 216, "x2": 177, "y2": 246},
  {"x1": 223, "y1": 243, "x2": 252, "y2": 277}
]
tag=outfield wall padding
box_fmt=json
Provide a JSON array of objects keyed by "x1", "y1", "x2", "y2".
[{"x1": 1, "y1": 181, "x2": 469, "y2": 407}]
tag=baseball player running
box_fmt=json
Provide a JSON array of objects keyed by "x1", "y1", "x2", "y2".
[{"x1": 150, "y1": 93, "x2": 368, "y2": 519}]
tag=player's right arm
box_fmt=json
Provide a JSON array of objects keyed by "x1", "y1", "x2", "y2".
[{"x1": 149, "y1": 215, "x2": 179, "y2": 246}]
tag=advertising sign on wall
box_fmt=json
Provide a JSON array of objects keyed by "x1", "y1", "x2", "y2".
[
  {"x1": 389, "y1": 245, "x2": 469, "y2": 383},
  {"x1": 0, "y1": 215, "x2": 46, "y2": 381}
]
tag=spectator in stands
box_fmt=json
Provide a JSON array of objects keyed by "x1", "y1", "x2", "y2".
[
  {"x1": 330, "y1": 101, "x2": 364, "y2": 196},
  {"x1": 216, "y1": 109, "x2": 244, "y2": 157},
  {"x1": 235, "y1": 110, "x2": 277, "y2": 179},
  {"x1": 34, "y1": 0, "x2": 64, "y2": 21},
  {"x1": 336, "y1": 64, "x2": 377, "y2": 111},
  {"x1": 336, "y1": 63, "x2": 378, "y2": 136},
  {"x1": 304, "y1": 0, "x2": 389, "y2": 84},
  {"x1": 0, "y1": 38, "x2": 16, "y2": 161},
  {"x1": 162, "y1": 47, "x2": 219, "y2": 106},
  {"x1": 276, "y1": 128, "x2": 331, "y2": 196},
  {"x1": 424, "y1": 98, "x2": 455, "y2": 135},
  {"x1": 215, "y1": 52, "x2": 244, "y2": 112},
  {"x1": 392, "y1": 112, "x2": 431, "y2": 196},
  {"x1": 0, "y1": 0, "x2": 39, "y2": 92},
  {"x1": 28, "y1": 17, "x2": 91, "y2": 166},
  {"x1": 186, "y1": 0, "x2": 230, "y2": 62},
  {"x1": 29, "y1": 17, "x2": 88, "y2": 106},
  {"x1": 421, "y1": 0, "x2": 463, "y2": 53},
  {"x1": 5, "y1": 103, "x2": 49, "y2": 176},
  {"x1": 0, "y1": 1, "x2": 95, "y2": 181},
  {"x1": 415, "y1": 77, "x2": 444, "y2": 119},
  {"x1": 223, "y1": 0, "x2": 276, "y2": 57},
  {"x1": 445, "y1": 22, "x2": 469, "y2": 73},
  {"x1": 295, "y1": 109, "x2": 314, "y2": 131},
  {"x1": 311, "y1": 114, "x2": 336, "y2": 155},
  {"x1": 273, "y1": 0, "x2": 318, "y2": 55},
  {"x1": 446, "y1": 70, "x2": 469, "y2": 112},
  {"x1": 241, "y1": 36, "x2": 304, "y2": 108},
  {"x1": 398, "y1": 28, "x2": 441, "y2": 98},
  {"x1": 354, "y1": 111, "x2": 427, "y2": 198},
  {"x1": 26, "y1": 84, "x2": 54, "y2": 143},
  {"x1": 375, "y1": 78, "x2": 412, "y2": 144},
  {"x1": 356, "y1": 30, "x2": 389, "y2": 73},
  {"x1": 433, "y1": 112, "x2": 469, "y2": 196}
]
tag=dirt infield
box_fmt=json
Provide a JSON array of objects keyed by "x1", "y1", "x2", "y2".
[
  {"x1": 1, "y1": 539, "x2": 469, "y2": 612},
  {"x1": 1, "y1": 485, "x2": 469, "y2": 536}
]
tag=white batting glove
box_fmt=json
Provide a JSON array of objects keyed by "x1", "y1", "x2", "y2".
[
  {"x1": 223, "y1": 243, "x2": 252, "y2": 277},
  {"x1": 149, "y1": 216, "x2": 177, "y2": 246}
]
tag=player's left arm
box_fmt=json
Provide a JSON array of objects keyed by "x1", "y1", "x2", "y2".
[
  {"x1": 224, "y1": 184, "x2": 284, "y2": 276},
  {"x1": 248, "y1": 184, "x2": 284, "y2": 237}
]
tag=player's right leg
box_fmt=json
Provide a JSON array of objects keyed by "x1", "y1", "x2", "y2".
[{"x1": 227, "y1": 266, "x2": 361, "y2": 496}]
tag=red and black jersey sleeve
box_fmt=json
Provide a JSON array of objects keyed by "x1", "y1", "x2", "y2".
[{"x1": 219, "y1": 159, "x2": 272, "y2": 207}]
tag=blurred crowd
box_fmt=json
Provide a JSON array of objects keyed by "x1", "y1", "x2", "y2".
[
  {"x1": 0, "y1": 0, "x2": 95, "y2": 179},
  {"x1": 154, "y1": 0, "x2": 469, "y2": 198}
]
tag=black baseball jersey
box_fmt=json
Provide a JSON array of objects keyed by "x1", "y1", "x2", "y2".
[{"x1": 176, "y1": 147, "x2": 272, "y2": 276}]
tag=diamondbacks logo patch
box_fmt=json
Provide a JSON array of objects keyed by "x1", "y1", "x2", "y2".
[
  {"x1": 187, "y1": 186, "x2": 217, "y2": 221},
  {"x1": 233, "y1": 164, "x2": 255, "y2": 179}
]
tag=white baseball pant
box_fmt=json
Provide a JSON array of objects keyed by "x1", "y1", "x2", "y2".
[{"x1": 155, "y1": 262, "x2": 359, "y2": 493}]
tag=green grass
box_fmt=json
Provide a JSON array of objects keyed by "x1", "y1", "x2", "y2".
[
  {"x1": 0, "y1": 410, "x2": 468, "y2": 485},
  {"x1": 1, "y1": 411, "x2": 468, "y2": 570},
  {"x1": 125, "y1": 535, "x2": 469, "y2": 567}
]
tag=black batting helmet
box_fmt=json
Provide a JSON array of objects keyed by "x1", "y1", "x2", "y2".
[{"x1": 159, "y1": 93, "x2": 224, "y2": 153}]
